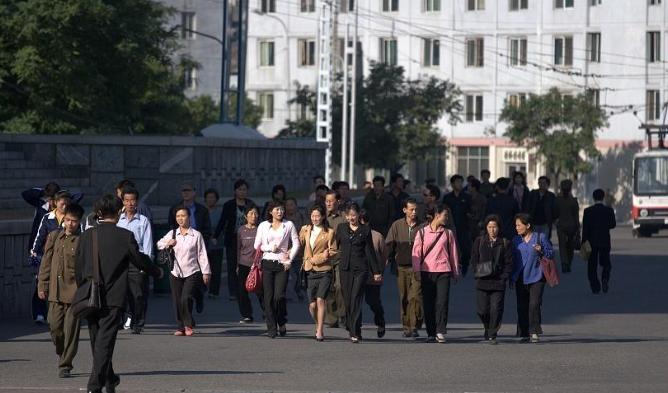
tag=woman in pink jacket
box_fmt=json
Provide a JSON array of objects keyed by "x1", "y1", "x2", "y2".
[{"x1": 412, "y1": 203, "x2": 459, "y2": 343}]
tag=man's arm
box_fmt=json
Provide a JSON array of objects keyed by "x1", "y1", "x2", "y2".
[
  {"x1": 608, "y1": 207, "x2": 617, "y2": 230},
  {"x1": 213, "y1": 203, "x2": 228, "y2": 239},
  {"x1": 200, "y1": 207, "x2": 212, "y2": 246},
  {"x1": 38, "y1": 232, "x2": 57, "y2": 295},
  {"x1": 31, "y1": 216, "x2": 49, "y2": 256},
  {"x1": 127, "y1": 234, "x2": 161, "y2": 277},
  {"x1": 74, "y1": 233, "x2": 86, "y2": 286},
  {"x1": 582, "y1": 209, "x2": 590, "y2": 243},
  {"x1": 69, "y1": 188, "x2": 84, "y2": 204},
  {"x1": 21, "y1": 188, "x2": 43, "y2": 209},
  {"x1": 141, "y1": 217, "x2": 154, "y2": 259}
]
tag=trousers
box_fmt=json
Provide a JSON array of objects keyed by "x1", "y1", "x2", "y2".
[
  {"x1": 397, "y1": 265, "x2": 423, "y2": 333},
  {"x1": 557, "y1": 229, "x2": 576, "y2": 270},
  {"x1": 325, "y1": 265, "x2": 346, "y2": 324},
  {"x1": 421, "y1": 272, "x2": 452, "y2": 337},
  {"x1": 340, "y1": 269, "x2": 368, "y2": 338},
  {"x1": 237, "y1": 264, "x2": 264, "y2": 319},
  {"x1": 169, "y1": 272, "x2": 202, "y2": 330},
  {"x1": 86, "y1": 307, "x2": 123, "y2": 392},
  {"x1": 588, "y1": 247, "x2": 612, "y2": 292},
  {"x1": 262, "y1": 260, "x2": 288, "y2": 334},
  {"x1": 475, "y1": 289, "x2": 505, "y2": 339},
  {"x1": 126, "y1": 270, "x2": 149, "y2": 328},
  {"x1": 225, "y1": 243, "x2": 239, "y2": 298},
  {"x1": 364, "y1": 284, "x2": 385, "y2": 328},
  {"x1": 515, "y1": 272, "x2": 546, "y2": 337},
  {"x1": 208, "y1": 249, "x2": 224, "y2": 296},
  {"x1": 47, "y1": 301, "x2": 81, "y2": 371}
]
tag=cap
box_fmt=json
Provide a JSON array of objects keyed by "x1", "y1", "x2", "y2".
[
  {"x1": 560, "y1": 179, "x2": 573, "y2": 191},
  {"x1": 181, "y1": 182, "x2": 195, "y2": 192}
]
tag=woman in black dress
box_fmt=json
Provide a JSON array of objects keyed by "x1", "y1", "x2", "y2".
[{"x1": 336, "y1": 202, "x2": 382, "y2": 343}]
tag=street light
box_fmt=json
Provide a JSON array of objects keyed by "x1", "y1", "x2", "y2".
[{"x1": 251, "y1": 9, "x2": 291, "y2": 121}]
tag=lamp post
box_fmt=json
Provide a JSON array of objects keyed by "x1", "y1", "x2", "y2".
[{"x1": 251, "y1": 9, "x2": 291, "y2": 121}]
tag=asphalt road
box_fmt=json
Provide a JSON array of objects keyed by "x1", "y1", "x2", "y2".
[{"x1": 1, "y1": 227, "x2": 667, "y2": 393}]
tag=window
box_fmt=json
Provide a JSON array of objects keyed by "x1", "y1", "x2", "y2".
[
  {"x1": 554, "y1": 36, "x2": 573, "y2": 66},
  {"x1": 590, "y1": 0, "x2": 602, "y2": 5},
  {"x1": 183, "y1": 65, "x2": 197, "y2": 90},
  {"x1": 588, "y1": 89, "x2": 600, "y2": 107},
  {"x1": 181, "y1": 12, "x2": 196, "y2": 39},
  {"x1": 423, "y1": 0, "x2": 441, "y2": 11},
  {"x1": 298, "y1": 39, "x2": 316, "y2": 67},
  {"x1": 382, "y1": 0, "x2": 399, "y2": 12},
  {"x1": 466, "y1": 38, "x2": 484, "y2": 67},
  {"x1": 648, "y1": 32, "x2": 661, "y2": 63},
  {"x1": 380, "y1": 38, "x2": 398, "y2": 65},
  {"x1": 260, "y1": 41, "x2": 275, "y2": 67},
  {"x1": 649, "y1": 0, "x2": 661, "y2": 5},
  {"x1": 465, "y1": 93, "x2": 484, "y2": 122},
  {"x1": 457, "y1": 147, "x2": 490, "y2": 178},
  {"x1": 647, "y1": 90, "x2": 661, "y2": 121},
  {"x1": 555, "y1": 0, "x2": 574, "y2": 8},
  {"x1": 300, "y1": 0, "x2": 315, "y2": 12},
  {"x1": 509, "y1": 0, "x2": 528, "y2": 11},
  {"x1": 587, "y1": 33, "x2": 601, "y2": 63},
  {"x1": 467, "y1": 0, "x2": 485, "y2": 11},
  {"x1": 507, "y1": 93, "x2": 527, "y2": 107},
  {"x1": 261, "y1": 0, "x2": 276, "y2": 13},
  {"x1": 509, "y1": 38, "x2": 528, "y2": 66},
  {"x1": 422, "y1": 38, "x2": 440, "y2": 67},
  {"x1": 298, "y1": 102, "x2": 315, "y2": 121},
  {"x1": 259, "y1": 92, "x2": 275, "y2": 120},
  {"x1": 346, "y1": 0, "x2": 355, "y2": 11}
]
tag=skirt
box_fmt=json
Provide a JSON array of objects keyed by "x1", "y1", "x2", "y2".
[{"x1": 306, "y1": 270, "x2": 332, "y2": 303}]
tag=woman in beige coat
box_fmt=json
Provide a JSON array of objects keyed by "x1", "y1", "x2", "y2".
[{"x1": 299, "y1": 204, "x2": 337, "y2": 341}]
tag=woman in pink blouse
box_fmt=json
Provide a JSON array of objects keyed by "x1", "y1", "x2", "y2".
[
  {"x1": 157, "y1": 206, "x2": 211, "y2": 337},
  {"x1": 412, "y1": 203, "x2": 459, "y2": 344},
  {"x1": 254, "y1": 200, "x2": 300, "y2": 338}
]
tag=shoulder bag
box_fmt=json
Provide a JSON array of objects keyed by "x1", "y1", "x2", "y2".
[
  {"x1": 157, "y1": 229, "x2": 177, "y2": 271},
  {"x1": 473, "y1": 237, "x2": 497, "y2": 278},
  {"x1": 72, "y1": 228, "x2": 102, "y2": 319},
  {"x1": 245, "y1": 245, "x2": 264, "y2": 293},
  {"x1": 537, "y1": 234, "x2": 559, "y2": 287}
]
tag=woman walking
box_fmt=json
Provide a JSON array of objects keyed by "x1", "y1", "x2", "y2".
[
  {"x1": 157, "y1": 206, "x2": 211, "y2": 337},
  {"x1": 236, "y1": 204, "x2": 264, "y2": 323},
  {"x1": 254, "y1": 200, "x2": 300, "y2": 338},
  {"x1": 299, "y1": 204, "x2": 337, "y2": 341},
  {"x1": 555, "y1": 180, "x2": 580, "y2": 273},
  {"x1": 510, "y1": 213, "x2": 555, "y2": 343},
  {"x1": 336, "y1": 202, "x2": 382, "y2": 343},
  {"x1": 470, "y1": 215, "x2": 514, "y2": 345},
  {"x1": 412, "y1": 203, "x2": 459, "y2": 343}
]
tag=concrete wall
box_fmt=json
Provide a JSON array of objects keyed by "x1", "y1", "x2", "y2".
[
  {"x1": 0, "y1": 221, "x2": 33, "y2": 316},
  {"x1": 0, "y1": 134, "x2": 327, "y2": 206}
]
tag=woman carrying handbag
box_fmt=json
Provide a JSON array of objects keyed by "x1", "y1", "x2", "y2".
[
  {"x1": 157, "y1": 206, "x2": 211, "y2": 337},
  {"x1": 470, "y1": 215, "x2": 514, "y2": 345},
  {"x1": 236, "y1": 204, "x2": 264, "y2": 324}
]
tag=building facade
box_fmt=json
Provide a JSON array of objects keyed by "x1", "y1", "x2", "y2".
[{"x1": 162, "y1": 0, "x2": 660, "y2": 218}]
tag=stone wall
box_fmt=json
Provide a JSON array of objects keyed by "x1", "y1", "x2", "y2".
[
  {"x1": 0, "y1": 221, "x2": 33, "y2": 316},
  {"x1": 0, "y1": 134, "x2": 327, "y2": 206}
]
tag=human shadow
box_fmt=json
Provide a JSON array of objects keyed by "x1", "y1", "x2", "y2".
[
  {"x1": 121, "y1": 370, "x2": 280, "y2": 376},
  {"x1": 0, "y1": 359, "x2": 30, "y2": 363}
]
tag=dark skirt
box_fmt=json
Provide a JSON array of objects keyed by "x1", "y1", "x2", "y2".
[{"x1": 306, "y1": 270, "x2": 332, "y2": 303}]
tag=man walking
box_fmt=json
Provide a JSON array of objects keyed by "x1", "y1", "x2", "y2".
[
  {"x1": 582, "y1": 189, "x2": 616, "y2": 294},
  {"x1": 117, "y1": 187, "x2": 153, "y2": 334},
  {"x1": 324, "y1": 191, "x2": 347, "y2": 328},
  {"x1": 386, "y1": 197, "x2": 424, "y2": 338},
  {"x1": 362, "y1": 176, "x2": 395, "y2": 237},
  {"x1": 38, "y1": 204, "x2": 85, "y2": 378},
  {"x1": 388, "y1": 174, "x2": 410, "y2": 220},
  {"x1": 468, "y1": 179, "x2": 487, "y2": 243},
  {"x1": 485, "y1": 178, "x2": 519, "y2": 240},
  {"x1": 115, "y1": 180, "x2": 153, "y2": 223},
  {"x1": 478, "y1": 170, "x2": 494, "y2": 199},
  {"x1": 443, "y1": 175, "x2": 473, "y2": 276},
  {"x1": 528, "y1": 176, "x2": 557, "y2": 240},
  {"x1": 74, "y1": 195, "x2": 162, "y2": 393}
]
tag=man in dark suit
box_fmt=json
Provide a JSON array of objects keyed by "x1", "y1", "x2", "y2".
[
  {"x1": 443, "y1": 174, "x2": 473, "y2": 276},
  {"x1": 74, "y1": 195, "x2": 162, "y2": 393},
  {"x1": 582, "y1": 189, "x2": 617, "y2": 294},
  {"x1": 485, "y1": 177, "x2": 519, "y2": 240},
  {"x1": 527, "y1": 176, "x2": 557, "y2": 240}
]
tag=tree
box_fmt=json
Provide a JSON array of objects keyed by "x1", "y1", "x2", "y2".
[
  {"x1": 0, "y1": 0, "x2": 187, "y2": 134},
  {"x1": 500, "y1": 87, "x2": 608, "y2": 186},
  {"x1": 277, "y1": 82, "x2": 317, "y2": 138}
]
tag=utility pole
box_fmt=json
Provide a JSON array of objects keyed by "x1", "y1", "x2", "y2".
[
  {"x1": 348, "y1": 0, "x2": 358, "y2": 188},
  {"x1": 341, "y1": 23, "x2": 351, "y2": 182},
  {"x1": 316, "y1": 1, "x2": 334, "y2": 186}
]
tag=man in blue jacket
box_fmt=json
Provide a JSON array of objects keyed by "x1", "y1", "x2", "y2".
[{"x1": 582, "y1": 189, "x2": 617, "y2": 294}]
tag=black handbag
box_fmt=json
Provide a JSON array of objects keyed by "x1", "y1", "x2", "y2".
[
  {"x1": 298, "y1": 262, "x2": 308, "y2": 291},
  {"x1": 72, "y1": 228, "x2": 102, "y2": 319},
  {"x1": 157, "y1": 229, "x2": 177, "y2": 271},
  {"x1": 473, "y1": 238, "x2": 497, "y2": 279}
]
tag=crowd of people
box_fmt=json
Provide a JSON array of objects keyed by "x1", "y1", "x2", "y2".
[{"x1": 22, "y1": 170, "x2": 617, "y2": 392}]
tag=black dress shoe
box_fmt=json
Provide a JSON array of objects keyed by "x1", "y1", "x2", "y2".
[
  {"x1": 402, "y1": 332, "x2": 411, "y2": 338},
  {"x1": 131, "y1": 327, "x2": 142, "y2": 334},
  {"x1": 377, "y1": 326, "x2": 386, "y2": 338},
  {"x1": 268, "y1": 333, "x2": 276, "y2": 339},
  {"x1": 195, "y1": 298, "x2": 204, "y2": 314},
  {"x1": 602, "y1": 281, "x2": 609, "y2": 293},
  {"x1": 59, "y1": 369, "x2": 70, "y2": 378},
  {"x1": 278, "y1": 325, "x2": 287, "y2": 337},
  {"x1": 410, "y1": 329, "x2": 420, "y2": 338}
]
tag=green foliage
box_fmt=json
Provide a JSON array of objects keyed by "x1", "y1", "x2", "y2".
[
  {"x1": 277, "y1": 82, "x2": 317, "y2": 138},
  {"x1": 228, "y1": 93, "x2": 263, "y2": 130},
  {"x1": 0, "y1": 0, "x2": 187, "y2": 134},
  {"x1": 183, "y1": 93, "x2": 263, "y2": 134},
  {"x1": 500, "y1": 87, "x2": 608, "y2": 181}
]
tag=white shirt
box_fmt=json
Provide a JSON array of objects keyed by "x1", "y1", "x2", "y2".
[
  {"x1": 254, "y1": 220, "x2": 300, "y2": 264},
  {"x1": 310, "y1": 225, "x2": 323, "y2": 250},
  {"x1": 157, "y1": 227, "x2": 211, "y2": 278}
]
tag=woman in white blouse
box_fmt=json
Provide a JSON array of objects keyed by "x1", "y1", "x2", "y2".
[
  {"x1": 157, "y1": 206, "x2": 211, "y2": 337},
  {"x1": 254, "y1": 200, "x2": 300, "y2": 338}
]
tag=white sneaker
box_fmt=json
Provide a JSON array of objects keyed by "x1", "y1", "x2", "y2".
[
  {"x1": 436, "y1": 333, "x2": 446, "y2": 343},
  {"x1": 123, "y1": 317, "x2": 132, "y2": 330},
  {"x1": 531, "y1": 334, "x2": 539, "y2": 343},
  {"x1": 34, "y1": 315, "x2": 45, "y2": 325}
]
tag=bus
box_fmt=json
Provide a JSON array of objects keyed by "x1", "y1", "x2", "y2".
[{"x1": 632, "y1": 128, "x2": 668, "y2": 237}]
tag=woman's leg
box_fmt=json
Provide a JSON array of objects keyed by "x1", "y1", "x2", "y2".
[
  {"x1": 488, "y1": 290, "x2": 506, "y2": 339},
  {"x1": 476, "y1": 288, "x2": 491, "y2": 339},
  {"x1": 515, "y1": 274, "x2": 530, "y2": 338},
  {"x1": 237, "y1": 264, "x2": 253, "y2": 319},
  {"x1": 434, "y1": 273, "x2": 451, "y2": 335},
  {"x1": 528, "y1": 281, "x2": 546, "y2": 335},
  {"x1": 275, "y1": 267, "x2": 289, "y2": 327},
  {"x1": 182, "y1": 273, "x2": 201, "y2": 328},
  {"x1": 421, "y1": 272, "x2": 437, "y2": 337},
  {"x1": 316, "y1": 298, "x2": 326, "y2": 338},
  {"x1": 262, "y1": 261, "x2": 278, "y2": 334},
  {"x1": 339, "y1": 269, "x2": 353, "y2": 334},
  {"x1": 350, "y1": 271, "x2": 368, "y2": 337},
  {"x1": 169, "y1": 274, "x2": 184, "y2": 331}
]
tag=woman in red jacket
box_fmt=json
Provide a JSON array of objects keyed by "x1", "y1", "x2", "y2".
[{"x1": 412, "y1": 203, "x2": 459, "y2": 343}]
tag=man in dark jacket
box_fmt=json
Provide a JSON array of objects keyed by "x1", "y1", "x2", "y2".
[
  {"x1": 443, "y1": 175, "x2": 473, "y2": 276},
  {"x1": 527, "y1": 176, "x2": 557, "y2": 240},
  {"x1": 582, "y1": 189, "x2": 617, "y2": 294},
  {"x1": 362, "y1": 176, "x2": 395, "y2": 237},
  {"x1": 23, "y1": 182, "x2": 84, "y2": 249},
  {"x1": 485, "y1": 178, "x2": 519, "y2": 240},
  {"x1": 74, "y1": 194, "x2": 162, "y2": 393},
  {"x1": 388, "y1": 173, "x2": 410, "y2": 220}
]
